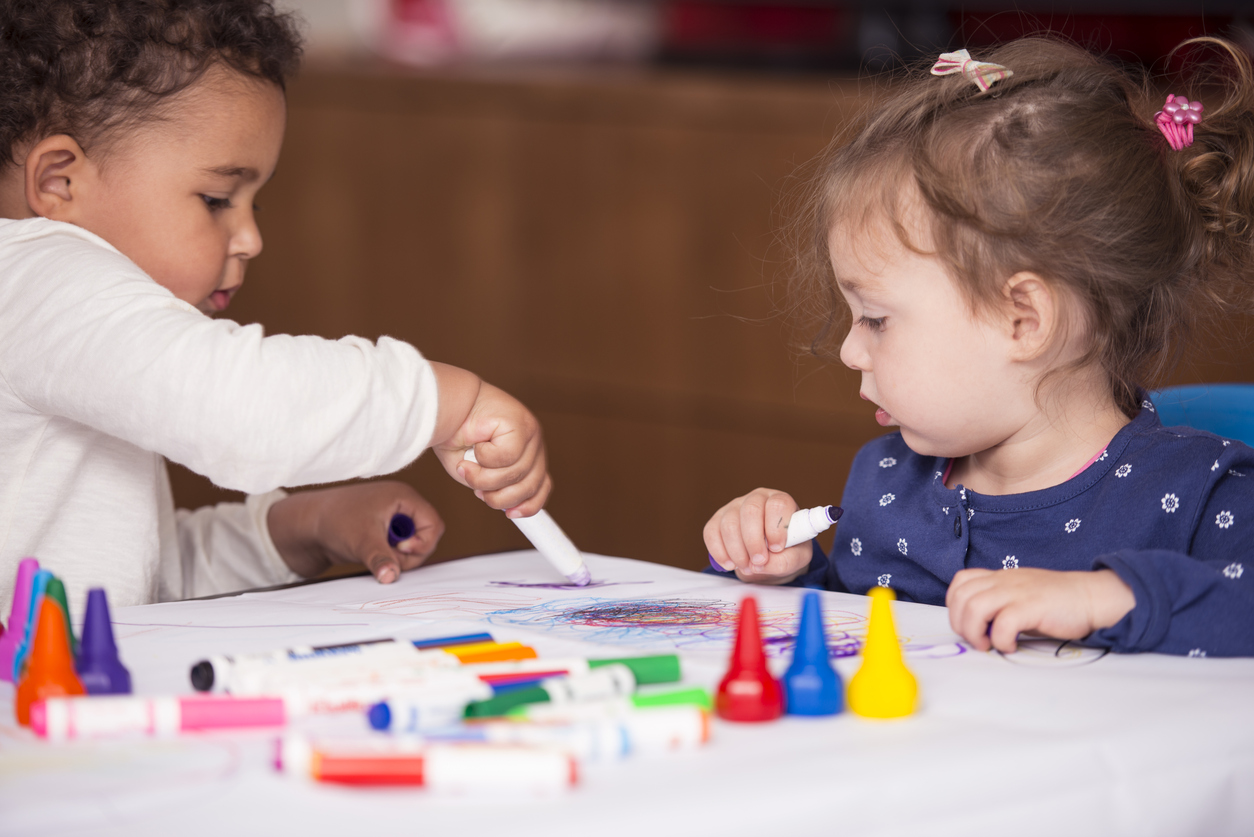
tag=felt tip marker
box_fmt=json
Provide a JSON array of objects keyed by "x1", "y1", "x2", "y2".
[
  {"x1": 277, "y1": 736, "x2": 577, "y2": 791},
  {"x1": 190, "y1": 632, "x2": 495, "y2": 692},
  {"x1": 464, "y1": 664, "x2": 636, "y2": 718},
  {"x1": 463, "y1": 449, "x2": 591, "y2": 586},
  {"x1": 708, "y1": 504, "x2": 843, "y2": 571},
  {"x1": 429, "y1": 706, "x2": 709, "y2": 761},
  {"x1": 31, "y1": 695, "x2": 285, "y2": 741}
]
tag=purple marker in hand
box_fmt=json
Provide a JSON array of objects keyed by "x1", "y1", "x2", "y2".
[
  {"x1": 709, "y1": 504, "x2": 842, "y2": 571},
  {"x1": 387, "y1": 513, "x2": 416, "y2": 548}
]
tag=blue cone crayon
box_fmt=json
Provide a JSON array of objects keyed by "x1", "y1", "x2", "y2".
[
  {"x1": 783, "y1": 591, "x2": 843, "y2": 716},
  {"x1": 75, "y1": 588, "x2": 132, "y2": 695},
  {"x1": 387, "y1": 513, "x2": 416, "y2": 548},
  {"x1": 13, "y1": 569, "x2": 52, "y2": 681}
]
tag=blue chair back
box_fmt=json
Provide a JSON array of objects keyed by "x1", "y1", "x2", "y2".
[{"x1": 1150, "y1": 384, "x2": 1254, "y2": 447}]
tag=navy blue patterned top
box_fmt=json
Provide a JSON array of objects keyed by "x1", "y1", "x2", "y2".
[{"x1": 718, "y1": 398, "x2": 1254, "y2": 657}]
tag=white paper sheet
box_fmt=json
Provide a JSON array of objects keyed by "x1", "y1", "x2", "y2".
[{"x1": 3, "y1": 552, "x2": 1253, "y2": 837}]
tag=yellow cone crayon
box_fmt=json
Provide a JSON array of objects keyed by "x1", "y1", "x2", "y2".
[{"x1": 847, "y1": 587, "x2": 917, "y2": 719}]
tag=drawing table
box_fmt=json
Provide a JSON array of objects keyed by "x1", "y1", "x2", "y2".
[{"x1": 2, "y1": 552, "x2": 1252, "y2": 837}]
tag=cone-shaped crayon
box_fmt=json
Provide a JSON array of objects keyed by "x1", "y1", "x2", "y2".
[
  {"x1": 44, "y1": 576, "x2": 77, "y2": 657},
  {"x1": 15, "y1": 599, "x2": 85, "y2": 725},
  {"x1": 12, "y1": 569, "x2": 52, "y2": 682},
  {"x1": 847, "y1": 587, "x2": 917, "y2": 719},
  {"x1": 716, "y1": 596, "x2": 783, "y2": 722},
  {"x1": 0, "y1": 558, "x2": 39, "y2": 683},
  {"x1": 783, "y1": 592, "x2": 843, "y2": 716},
  {"x1": 76, "y1": 588, "x2": 132, "y2": 695}
]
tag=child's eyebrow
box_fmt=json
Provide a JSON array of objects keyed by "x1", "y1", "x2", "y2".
[{"x1": 201, "y1": 165, "x2": 260, "y2": 182}]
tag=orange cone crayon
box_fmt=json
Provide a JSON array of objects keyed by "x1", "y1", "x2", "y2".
[
  {"x1": 716, "y1": 596, "x2": 783, "y2": 722},
  {"x1": 15, "y1": 599, "x2": 85, "y2": 726}
]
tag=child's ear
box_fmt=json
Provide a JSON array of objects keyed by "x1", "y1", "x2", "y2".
[
  {"x1": 24, "y1": 135, "x2": 96, "y2": 221},
  {"x1": 1002, "y1": 272, "x2": 1057, "y2": 361}
]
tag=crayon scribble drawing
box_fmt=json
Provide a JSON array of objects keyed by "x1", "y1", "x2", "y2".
[
  {"x1": 488, "y1": 580, "x2": 654, "y2": 590},
  {"x1": 484, "y1": 597, "x2": 966, "y2": 659}
]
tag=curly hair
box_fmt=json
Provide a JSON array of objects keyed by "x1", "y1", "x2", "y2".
[
  {"x1": 0, "y1": 0, "x2": 303, "y2": 165},
  {"x1": 791, "y1": 37, "x2": 1254, "y2": 416}
]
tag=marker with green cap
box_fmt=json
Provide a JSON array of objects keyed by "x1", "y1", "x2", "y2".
[
  {"x1": 505, "y1": 686, "x2": 712, "y2": 722},
  {"x1": 43, "y1": 577, "x2": 76, "y2": 657},
  {"x1": 466, "y1": 664, "x2": 637, "y2": 718}
]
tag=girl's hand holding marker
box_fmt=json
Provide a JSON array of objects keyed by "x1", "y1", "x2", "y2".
[{"x1": 704, "y1": 490, "x2": 841, "y2": 585}]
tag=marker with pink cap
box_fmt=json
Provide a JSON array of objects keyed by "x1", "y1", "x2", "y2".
[
  {"x1": 0, "y1": 558, "x2": 39, "y2": 682},
  {"x1": 30, "y1": 694, "x2": 286, "y2": 741}
]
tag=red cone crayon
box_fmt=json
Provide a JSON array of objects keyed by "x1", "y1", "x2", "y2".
[
  {"x1": 15, "y1": 599, "x2": 85, "y2": 725},
  {"x1": 716, "y1": 596, "x2": 783, "y2": 722}
]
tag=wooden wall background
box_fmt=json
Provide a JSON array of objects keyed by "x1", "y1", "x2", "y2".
[{"x1": 168, "y1": 63, "x2": 1254, "y2": 576}]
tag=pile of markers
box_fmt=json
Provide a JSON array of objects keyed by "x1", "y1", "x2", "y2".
[
  {"x1": 3, "y1": 554, "x2": 709, "y2": 793},
  {"x1": 1, "y1": 558, "x2": 131, "y2": 725}
]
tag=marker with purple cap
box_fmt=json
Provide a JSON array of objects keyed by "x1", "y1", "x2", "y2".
[
  {"x1": 463, "y1": 449, "x2": 590, "y2": 586},
  {"x1": 708, "y1": 504, "x2": 842, "y2": 571}
]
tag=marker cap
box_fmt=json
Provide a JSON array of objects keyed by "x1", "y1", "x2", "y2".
[
  {"x1": 589, "y1": 654, "x2": 680, "y2": 685},
  {"x1": 76, "y1": 588, "x2": 132, "y2": 695},
  {"x1": 0, "y1": 558, "x2": 39, "y2": 683}
]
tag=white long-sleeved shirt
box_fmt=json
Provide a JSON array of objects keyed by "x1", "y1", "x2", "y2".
[{"x1": 0, "y1": 218, "x2": 439, "y2": 616}]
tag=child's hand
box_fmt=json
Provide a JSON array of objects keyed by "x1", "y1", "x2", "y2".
[
  {"x1": 429, "y1": 363, "x2": 551, "y2": 517},
  {"x1": 704, "y1": 488, "x2": 814, "y2": 585},
  {"x1": 946, "y1": 568, "x2": 1136, "y2": 653},
  {"x1": 267, "y1": 481, "x2": 445, "y2": 584}
]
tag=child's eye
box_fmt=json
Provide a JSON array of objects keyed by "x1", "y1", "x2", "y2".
[
  {"x1": 857, "y1": 315, "x2": 887, "y2": 332},
  {"x1": 201, "y1": 195, "x2": 232, "y2": 211}
]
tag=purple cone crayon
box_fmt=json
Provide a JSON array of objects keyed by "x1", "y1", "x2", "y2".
[
  {"x1": 0, "y1": 558, "x2": 39, "y2": 683},
  {"x1": 387, "y1": 513, "x2": 416, "y2": 548},
  {"x1": 76, "y1": 588, "x2": 132, "y2": 695},
  {"x1": 12, "y1": 569, "x2": 52, "y2": 682},
  {"x1": 783, "y1": 591, "x2": 843, "y2": 716}
]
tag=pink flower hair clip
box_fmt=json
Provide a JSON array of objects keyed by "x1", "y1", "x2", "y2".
[{"x1": 1155, "y1": 94, "x2": 1204, "y2": 151}]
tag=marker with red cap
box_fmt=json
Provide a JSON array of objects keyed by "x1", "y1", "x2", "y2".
[
  {"x1": 277, "y1": 736, "x2": 577, "y2": 791},
  {"x1": 30, "y1": 694, "x2": 286, "y2": 740}
]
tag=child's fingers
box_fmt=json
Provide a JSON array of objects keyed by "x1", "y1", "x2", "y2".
[
  {"x1": 365, "y1": 551, "x2": 401, "y2": 585},
  {"x1": 762, "y1": 492, "x2": 799, "y2": 552},
  {"x1": 716, "y1": 507, "x2": 753, "y2": 573},
  {"x1": 946, "y1": 569, "x2": 999, "y2": 651},
  {"x1": 462, "y1": 438, "x2": 544, "y2": 493},
  {"x1": 733, "y1": 543, "x2": 813, "y2": 585},
  {"x1": 496, "y1": 472, "x2": 553, "y2": 518},
  {"x1": 703, "y1": 511, "x2": 735, "y2": 571},
  {"x1": 737, "y1": 491, "x2": 771, "y2": 570}
]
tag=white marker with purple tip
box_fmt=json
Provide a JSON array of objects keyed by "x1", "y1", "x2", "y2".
[
  {"x1": 463, "y1": 449, "x2": 591, "y2": 586},
  {"x1": 709, "y1": 504, "x2": 842, "y2": 571}
]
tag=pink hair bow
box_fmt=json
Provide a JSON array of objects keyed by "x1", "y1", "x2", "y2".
[
  {"x1": 1154, "y1": 94, "x2": 1204, "y2": 151},
  {"x1": 930, "y1": 49, "x2": 1013, "y2": 92}
]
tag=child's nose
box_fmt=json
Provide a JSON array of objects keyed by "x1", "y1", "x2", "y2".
[
  {"x1": 840, "y1": 328, "x2": 868, "y2": 371},
  {"x1": 232, "y1": 212, "x2": 263, "y2": 260}
]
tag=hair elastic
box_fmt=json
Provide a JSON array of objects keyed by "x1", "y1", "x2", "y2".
[
  {"x1": 1155, "y1": 94, "x2": 1204, "y2": 151},
  {"x1": 930, "y1": 50, "x2": 1013, "y2": 92}
]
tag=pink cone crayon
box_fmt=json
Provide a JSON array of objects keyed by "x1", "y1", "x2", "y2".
[{"x1": 0, "y1": 559, "x2": 39, "y2": 683}]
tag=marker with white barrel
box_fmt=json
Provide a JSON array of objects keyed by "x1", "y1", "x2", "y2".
[
  {"x1": 464, "y1": 448, "x2": 590, "y2": 585},
  {"x1": 709, "y1": 504, "x2": 842, "y2": 571}
]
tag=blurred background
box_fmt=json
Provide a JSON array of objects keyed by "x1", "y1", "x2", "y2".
[{"x1": 169, "y1": 0, "x2": 1254, "y2": 575}]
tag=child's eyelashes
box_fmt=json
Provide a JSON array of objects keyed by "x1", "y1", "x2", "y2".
[
  {"x1": 857, "y1": 315, "x2": 887, "y2": 332},
  {"x1": 201, "y1": 195, "x2": 232, "y2": 211}
]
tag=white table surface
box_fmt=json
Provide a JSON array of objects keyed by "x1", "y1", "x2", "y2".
[{"x1": 2, "y1": 552, "x2": 1252, "y2": 837}]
